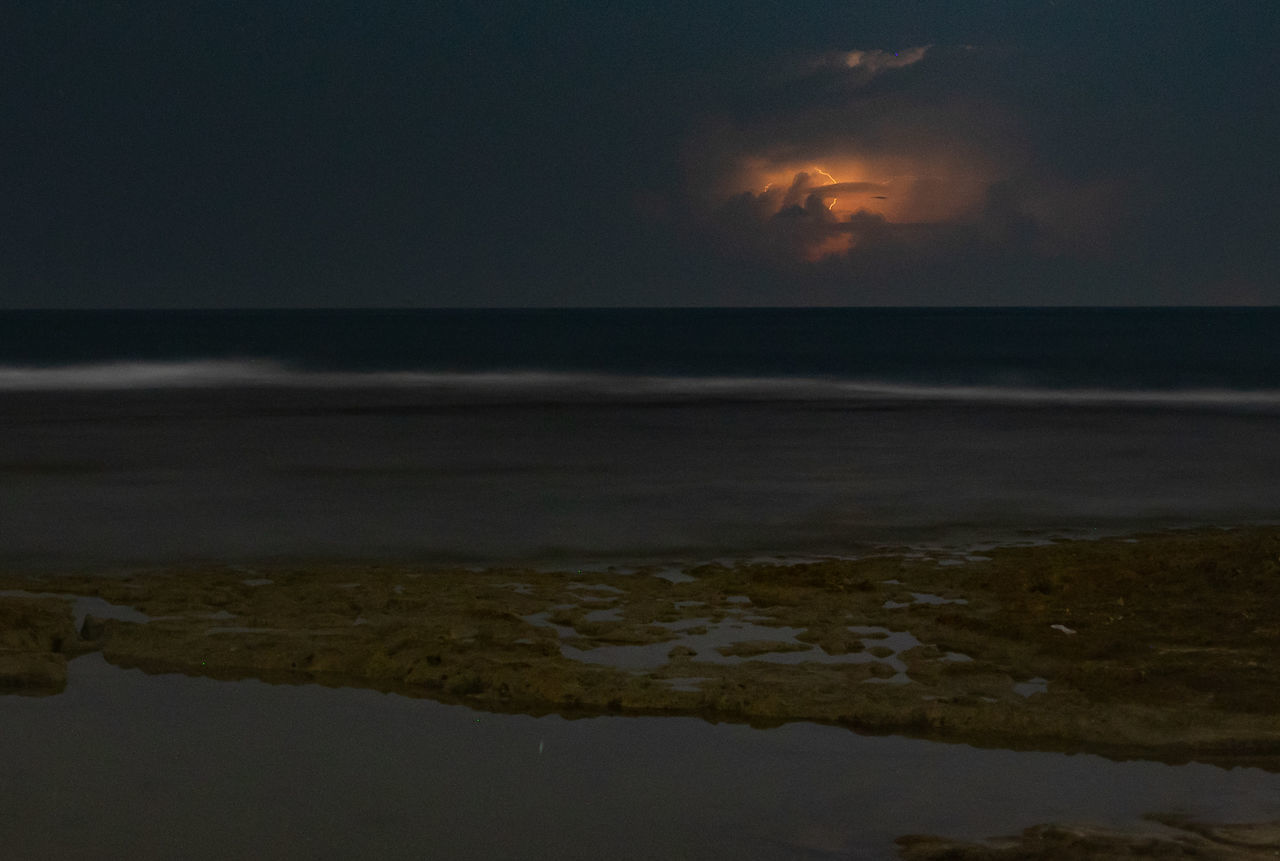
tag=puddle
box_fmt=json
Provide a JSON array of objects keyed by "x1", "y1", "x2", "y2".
[
  {"x1": 650, "y1": 567, "x2": 697, "y2": 583},
  {"x1": 661, "y1": 618, "x2": 711, "y2": 632},
  {"x1": 518, "y1": 606, "x2": 947, "y2": 686},
  {"x1": 560, "y1": 618, "x2": 813, "y2": 670},
  {"x1": 549, "y1": 618, "x2": 922, "y2": 674},
  {"x1": 884, "y1": 592, "x2": 969, "y2": 609},
  {"x1": 206, "y1": 627, "x2": 284, "y2": 635},
  {"x1": 846, "y1": 626, "x2": 920, "y2": 683},
  {"x1": 520, "y1": 610, "x2": 578, "y2": 639},
  {"x1": 568, "y1": 583, "x2": 625, "y2": 595},
  {"x1": 911, "y1": 593, "x2": 967, "y2": 606},
  {"x1": 583, "y1": 607, "x2": 623, "y2": 623},
  {"x1": 1013, "y1": 677, "x2": 1049, "y2": 697}
]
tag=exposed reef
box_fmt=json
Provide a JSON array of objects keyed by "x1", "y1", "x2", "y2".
[
  {"x1": 0, "y1": 595, "x2": 81, "y2": 693},
  {"x1": 898, "y1": 814, "x2": 1280, "y2": 860},
  {"x1": 2, "y1": 525, "x2": 1279, "y2": 766}
]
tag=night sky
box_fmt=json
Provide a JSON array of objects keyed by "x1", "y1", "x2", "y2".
[{"x1": 3, "y1": 1, "x2": 1277, "y2": 308}]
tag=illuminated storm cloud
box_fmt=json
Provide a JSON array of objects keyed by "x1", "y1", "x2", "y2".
[
  {"x1": 686, "y1": 44, "x2": 1072, "y2": 265},
  {"x1": 723, "y1": 153, "x2": 994, "y2": 261}
]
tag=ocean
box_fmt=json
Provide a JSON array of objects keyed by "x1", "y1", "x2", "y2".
[{"x1": 2, "y1": 307, "x2": 1279, "y2": 570}]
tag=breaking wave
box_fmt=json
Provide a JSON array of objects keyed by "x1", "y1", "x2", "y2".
[{"x1": 2, "y1": 359, "x2": 1280, "y2": 410}]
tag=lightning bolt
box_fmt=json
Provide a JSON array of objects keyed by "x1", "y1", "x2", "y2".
[{"x1": 812, "y1": 167, "x2": 839, "y2": 209}]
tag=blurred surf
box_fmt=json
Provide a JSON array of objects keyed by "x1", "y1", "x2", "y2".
[
  {"x1": 2, "y1": 360, "x2": 1280, "y2": 412},
  {"x1": 2, "y1": 308, "x2": 1277, "y2": 568}
]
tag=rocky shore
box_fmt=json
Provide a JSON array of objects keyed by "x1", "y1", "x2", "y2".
[
  {"x1": 899, "y1": 815, "x2": 1280, "y2": 859},
  {"x1": 0, "y1": 593, "x2": 82, "y2": 693},
  {"x1": 3, "y1": 525, "x2": 1279, "y2": 767}
]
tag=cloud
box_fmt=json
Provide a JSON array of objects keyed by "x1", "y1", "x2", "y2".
[
  {"x1": 797, "y1": 45, "x2": 931, "y2": 88},
  {"x1": 678, "y1": 42, "x2": 1123, "y2": 274},
  {"x1": 842, "y1": 46, "x2": 929, "y2": 71}
]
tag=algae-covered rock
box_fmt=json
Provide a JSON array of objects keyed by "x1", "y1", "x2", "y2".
[
  {"x1": 0, "y1": 595, "x2": 77, "y2": 654},
  {"x1": 0, "y1": 593, "x2": 78, "y2": 695},
  {"x1": 0, "y1": 651, "x2": 67, "y2": 694},
  {"x1": 897, "y1": 816, "x2": 1280, "y2": 860},
  {"x1": 0, "y1": 596, "x2": 77, "y2": 694},
  {"x1": 79, "y1": 613, "x2": 106, "y2": 642}
]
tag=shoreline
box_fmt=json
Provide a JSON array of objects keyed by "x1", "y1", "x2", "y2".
[
  {"x1": 4, "y1": 514, "x2": 1273, "y2": 581},
  {"x1": 3, "y1": 524, "x2": 1280, "y2": 769}
]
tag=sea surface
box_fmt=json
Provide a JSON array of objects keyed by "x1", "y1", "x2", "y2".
[{"x1": 1, "y1": 307, "x2": 1279, "y2": 569}]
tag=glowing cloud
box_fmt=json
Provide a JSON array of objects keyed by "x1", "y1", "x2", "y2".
[
  {"x1": 799, "y1": 45, "x2": 932, "y2": 85},
  {"x1": 841, "y1": 46, "x2": 929, "y2": 73},
  {"x1": 679, "y1": 44, "x2": 1053, "y2": 265},
  {"x1": 714, "y1": 152, "x2": 996, "y2": 261}
]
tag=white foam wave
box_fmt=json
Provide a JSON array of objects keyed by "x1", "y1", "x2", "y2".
[
  {"x1": 0, "y1": 360, "x2": 290, "y2": 390},
  {"x1": 1, "y1": 360, "x2": 1278, "y2": 409}
]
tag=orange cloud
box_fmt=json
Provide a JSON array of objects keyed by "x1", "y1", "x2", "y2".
[
  {"x1": 677, "y1": 44, "x2": 1115, "y2": 267},
  {"x1": 801, "y1": 45, "x2": 932, "y2": 83},
  {"x1": 714, "y1": 151, "x2": 996, "y2": 261},
  {"x1": 840, "y1": 46, "x2": 929, "y2": 72}
]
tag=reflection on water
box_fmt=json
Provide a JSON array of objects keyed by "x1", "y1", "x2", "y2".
[{"x1": 1, "y1": 654, "x2": 1277, "y2": 860}]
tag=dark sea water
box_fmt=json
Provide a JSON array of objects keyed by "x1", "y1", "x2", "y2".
[{"x1": 2, "y1": 308, "x2": 1279, "y2": 569}]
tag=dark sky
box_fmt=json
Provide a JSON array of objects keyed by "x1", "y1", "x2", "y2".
[{"x1": 3, "y1": 1, "x2": 1277, "y2": 307}]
